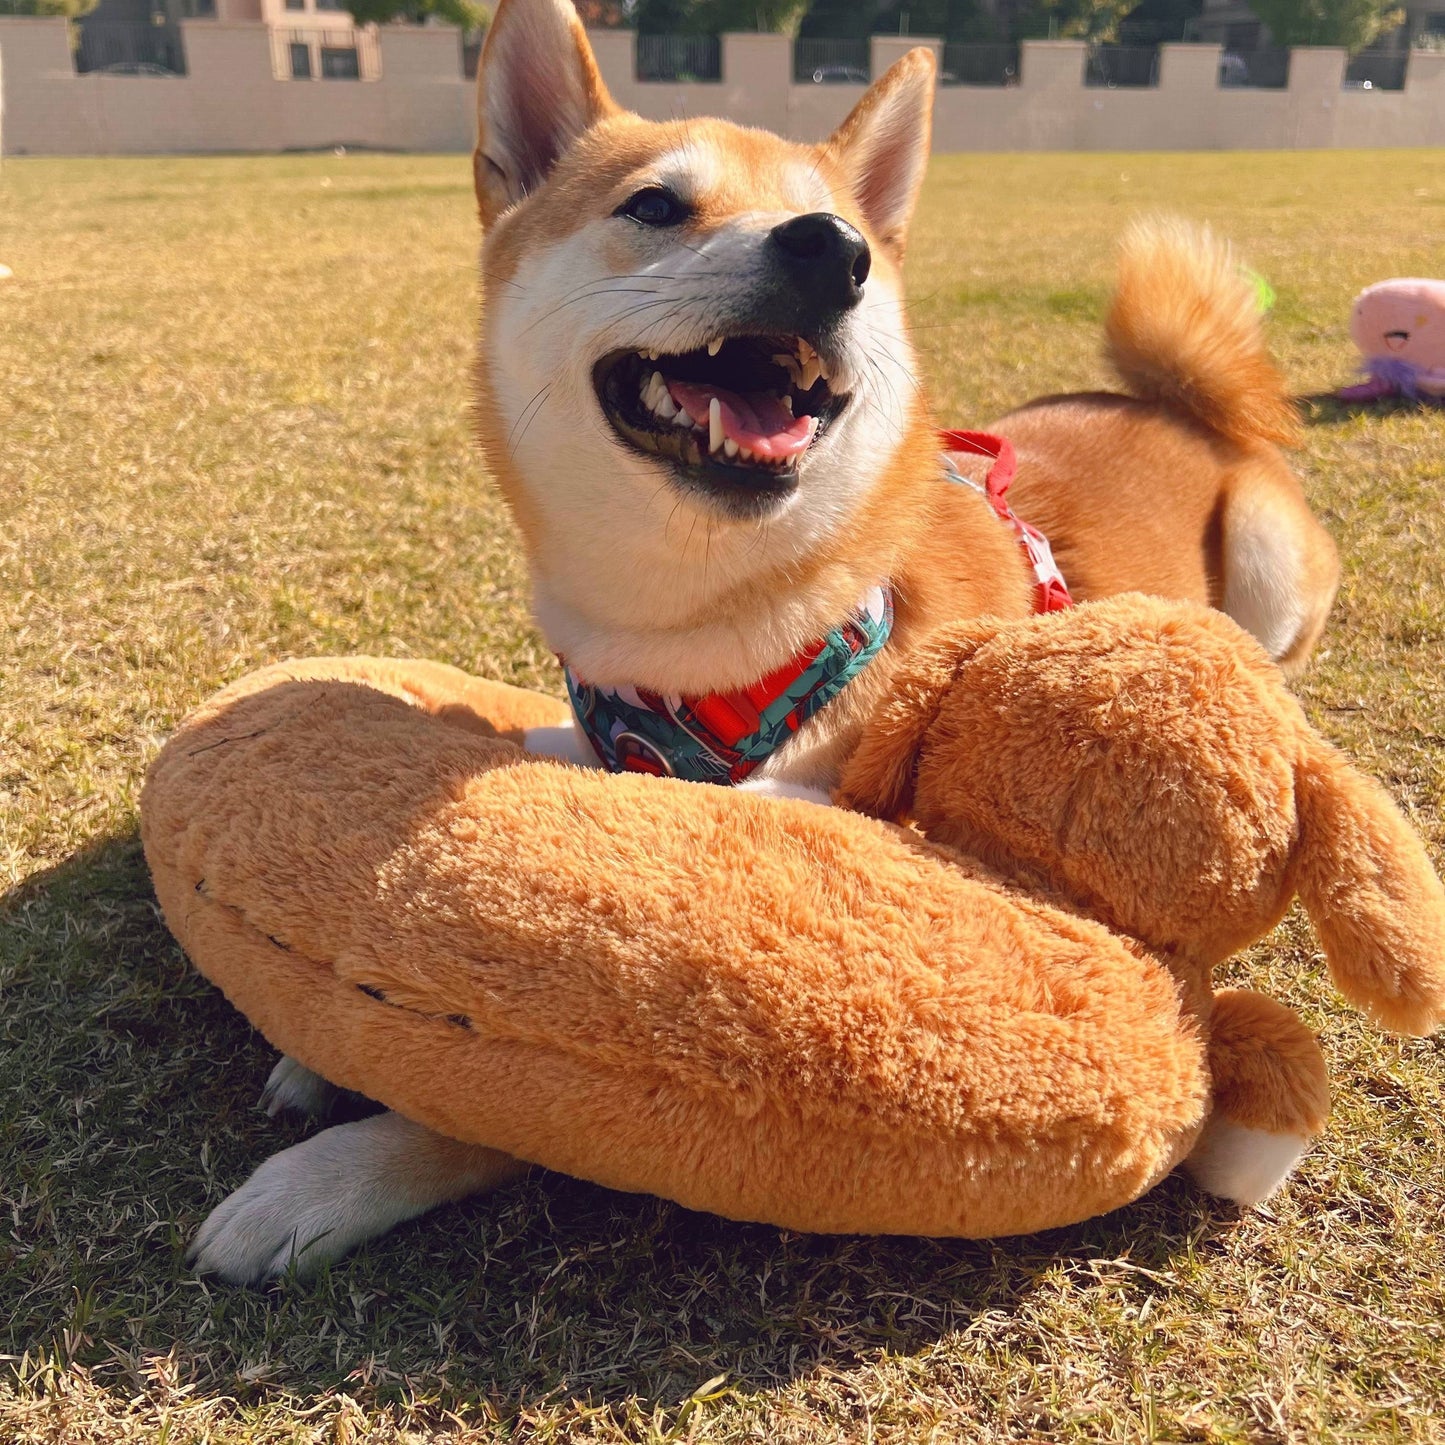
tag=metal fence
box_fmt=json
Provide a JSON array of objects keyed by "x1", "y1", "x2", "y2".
[
  {"x1": 461, "y1": 28, "x2": 483, "y2": 80},
  {"x1": 1084, "y1": 44, "x2": 1160, "y2": 87},
  {"x1": 74, "y1": 19, "x2": 186, "y2": 75},
  {"x1": 793, "y1": 37, "x2": 869, "y2": 84},
  {"x1": 275, "y1": 27, "x2": 380, "y2": 80},
  {"x1": 1218, "y1": 47, "x2": 1290, "y2": 88},
  {"x1": 636, "y1": 34, "x2": 721, "y2": 82},
  {"x1": 1344, "y1": 49, "x2": 1408, "y2": 89},
  {"x1": 940, "y1": 42, "x2": 1020, "y2": 86}
]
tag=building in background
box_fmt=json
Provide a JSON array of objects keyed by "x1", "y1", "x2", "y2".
[{"x1": 73, "y1": 0, "x2": 379, "y2": 79}]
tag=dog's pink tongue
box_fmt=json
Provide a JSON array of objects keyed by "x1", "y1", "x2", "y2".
[{"x1": 667, "y1": 380, "x2": 815, "y2": 460}]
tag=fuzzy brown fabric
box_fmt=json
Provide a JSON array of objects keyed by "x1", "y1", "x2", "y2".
[
  {"x1": 839, "y1": 594, "x2": 1445, "y2": 1147},
  {"x1": 143, "y1": 659, "x2": 1207, "y2": 1238},
  {"x1": 142, "y1": 598, "x2": 1445, "y2": 1238}
]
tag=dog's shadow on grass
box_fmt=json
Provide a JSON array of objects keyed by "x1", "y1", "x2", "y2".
[
  {"x1": 2, "y1": 827, "x2": 1239, "y2": 1427},
  {"x1": 1296, "y1": 391, "x2": 1442, "y2": 425}
]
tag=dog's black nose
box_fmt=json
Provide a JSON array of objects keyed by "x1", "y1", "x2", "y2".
[{"x1": 768, "y1": 213, "x2": 871, "y2": 317}]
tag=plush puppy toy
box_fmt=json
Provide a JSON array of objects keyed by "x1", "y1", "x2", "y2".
[
  {"x1": 1337, "y1": 278, "x2": 1445, "y2": 404},
  {"x1": 839, "y1": 594, "x2": 1445, "y2": 1202},
  {"x1": 144, "y1": 599, "x2": 1445, "y2": 1279}
]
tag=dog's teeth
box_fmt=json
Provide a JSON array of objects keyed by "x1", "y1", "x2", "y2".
[
  {"x1": 643, "y1": 370, "x2": 679, "y2": 422},
  {"x1": 797, "y1": 338, "x2": 817, "y2": 365},
  {"x1": 799, "y1": 356, "x2": 822, "y2": 391},
  {"x1": 674, "y1": 408, "x2": 694, "y2": 428},
  {"x1": 723, "y1": 438, "x2": 739, "y2": 459},
  {"x1": 706, "y1": 337, "x2": 723, "y2": 357},
  {"x1": 773, "y1": 353, "x2": 802, "y2": 386},
  {"x1": 708, "y1": 396, "x2": 723, "y2": 454},
  {"x1": 781, "y1": 394, "x2": 793, "y2": 414}
]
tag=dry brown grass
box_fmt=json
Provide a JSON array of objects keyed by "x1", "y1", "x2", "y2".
[{"x1": 2, "y1": 150, "x2": 1443, "y2": 1444}]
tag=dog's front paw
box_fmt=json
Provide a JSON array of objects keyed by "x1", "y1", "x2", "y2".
[
  {"x1": 187, "y1": 1121, "x2": 413, "y2": 1284},
  {"x1": 259, "y1": 1055, "x2": 341, "y2": 1119}
]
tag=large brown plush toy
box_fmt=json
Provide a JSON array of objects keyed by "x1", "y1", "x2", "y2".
[
  {"x1": 142, "y1": 597, "x2": 1445, "y2": 1279},
  {"x1": 837, "y1": 595, "x2": 1445, "y2": 1204}
]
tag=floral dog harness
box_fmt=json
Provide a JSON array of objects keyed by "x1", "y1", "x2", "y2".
[{"x1": 565, "y1": 431, "x2": 1072, "y2": 785}]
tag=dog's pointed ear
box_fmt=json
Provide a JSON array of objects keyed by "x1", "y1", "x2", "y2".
[
  {"x1": 824, "y1": 47, "x2": 935, "y2": 261},
  {"x1": 474, "y1": 0, "x2": 617, "y2": 227}
]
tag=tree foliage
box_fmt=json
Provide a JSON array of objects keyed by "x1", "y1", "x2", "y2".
[
  {"x1": 1013, "y1": 0, "x2": 1140, "y2": 39},
  {"x1": 13, "y1": 0, "x2": 99, "y2": 18},
  {"x1": 344, "y1": 0, "x2": 490, "y2": 29},
  {"x1": 1247, "y1": 0, "x2": 1403, "y2": 49},
  {"x1": 636, "y1": 0, "x2": 811, "y2": 34}
]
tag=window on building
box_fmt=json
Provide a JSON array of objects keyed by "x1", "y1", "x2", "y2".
[
  {"x1": 289, "y1": 40, "x2": 311, "y2": 76},
  {"x1": 284, "y1": 0, "x2": 306, "y2": 10},
  {"x1": 320, "y1": 43, "x2": 360, "y2": 77},
  {"x1": 1426, "y1": 10, "x2": 1445, "y2": 33}
]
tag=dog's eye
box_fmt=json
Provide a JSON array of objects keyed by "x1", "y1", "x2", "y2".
[{"x1": 616, "y1": 187, "x2": 687, "y2": 228}]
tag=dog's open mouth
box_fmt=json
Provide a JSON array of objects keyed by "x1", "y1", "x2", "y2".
[{"x1": 593, "y1": 335, "x2": 849, "y2": 508}]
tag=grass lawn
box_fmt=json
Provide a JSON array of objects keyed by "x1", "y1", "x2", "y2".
[{"x1": 2, "y1": 148, "x2": 1443, "y2": 1443}]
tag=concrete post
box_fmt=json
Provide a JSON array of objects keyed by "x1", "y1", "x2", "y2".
[
  {"x1": 587, "y1": 27, "x2": 634, "y2": 99},
  {"x1": 723, "y1": 32, "x2": 789, "y2": 134},
  {"x1": 1020, "y1": 39, "x2": 1087, "y2": 94},
  {"x1": 1400, "y1": 47, "x2": 1445, "y2": 143},
  {"x1": 1016, "y1": 39, "x2": 1087, "y2": 147},
  {"x1": 1284, "y1": 46, "x2": 1347, "y2": 147},
  {"x1": 1155, "y1": 43, "x2": 1222, "y2": 147}
]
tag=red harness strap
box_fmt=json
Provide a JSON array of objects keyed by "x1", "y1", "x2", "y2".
[{"x1": 939, "y1": 429, "x2": 1074, "y2": 614}]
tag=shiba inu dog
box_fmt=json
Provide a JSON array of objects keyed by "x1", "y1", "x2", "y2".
[{"x1": 187, "y1": 0, "x2": 1339, "y2": 1282}]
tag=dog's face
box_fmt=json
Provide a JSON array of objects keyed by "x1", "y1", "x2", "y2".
[{"x1": 473, "y1": 0, "x2": 935, "y2": 621}]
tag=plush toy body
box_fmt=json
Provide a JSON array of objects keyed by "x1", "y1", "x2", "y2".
[
  {"x1": 144, "y1": 655, "x2": 1209, "y2": 1241},
  {"x1": 1338, "y1": 278, "x2": 1445, "y2": 403},
  {"x1": 142, "y1": 599, "x2": 1445, "y2": 1273}
]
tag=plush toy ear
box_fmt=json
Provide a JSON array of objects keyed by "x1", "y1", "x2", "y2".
[
  {"x1": 474, "y1": 0, "x2": 617, "y2": 227},
  {"x1": 1292, "y1": 740, "x2": 1445, "y2": 1036},
  {"x1": 824, "y1": 48, "x2": 935, "y2": 261},
  {"x1": 837, "y1": 620, "x2": 994, "y2": 820}
]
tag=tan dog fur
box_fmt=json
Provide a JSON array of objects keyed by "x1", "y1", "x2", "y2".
[
  {"x1": 470, "y1": 0, "x2": 1336, "y2": 801},
  {"x1": 1002, "y1": 221, "x2": 1340, "y2": 675},
  {"x1": 146, "y1": 599, "x2": 1445, "y2": 1283}
]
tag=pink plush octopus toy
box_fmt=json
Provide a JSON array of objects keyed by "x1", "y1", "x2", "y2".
[{"x1": 1338, "y1": 278, "x2": 1445, "y2": 404}]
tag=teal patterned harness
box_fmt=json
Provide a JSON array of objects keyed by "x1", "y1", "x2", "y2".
[{"x1": 564, "y1": 586, "x2": 893, "y2": 786}]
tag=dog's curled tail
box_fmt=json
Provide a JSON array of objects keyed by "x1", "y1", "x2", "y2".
[{"x1": 1106, "y1": 217, "x2": 1301, "y2": 449}]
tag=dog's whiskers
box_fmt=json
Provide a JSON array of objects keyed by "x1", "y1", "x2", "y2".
[{"x1": 506, "y1": 382, "x2": 552, "y2": 461}]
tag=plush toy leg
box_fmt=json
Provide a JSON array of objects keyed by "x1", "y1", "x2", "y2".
[
  {"x1": 1183, "y1": 989, "x2": 1330, "y2": 1206},
  {"x1": 187, "y1": 1110, "x2": 530, "y2": 1285}
]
